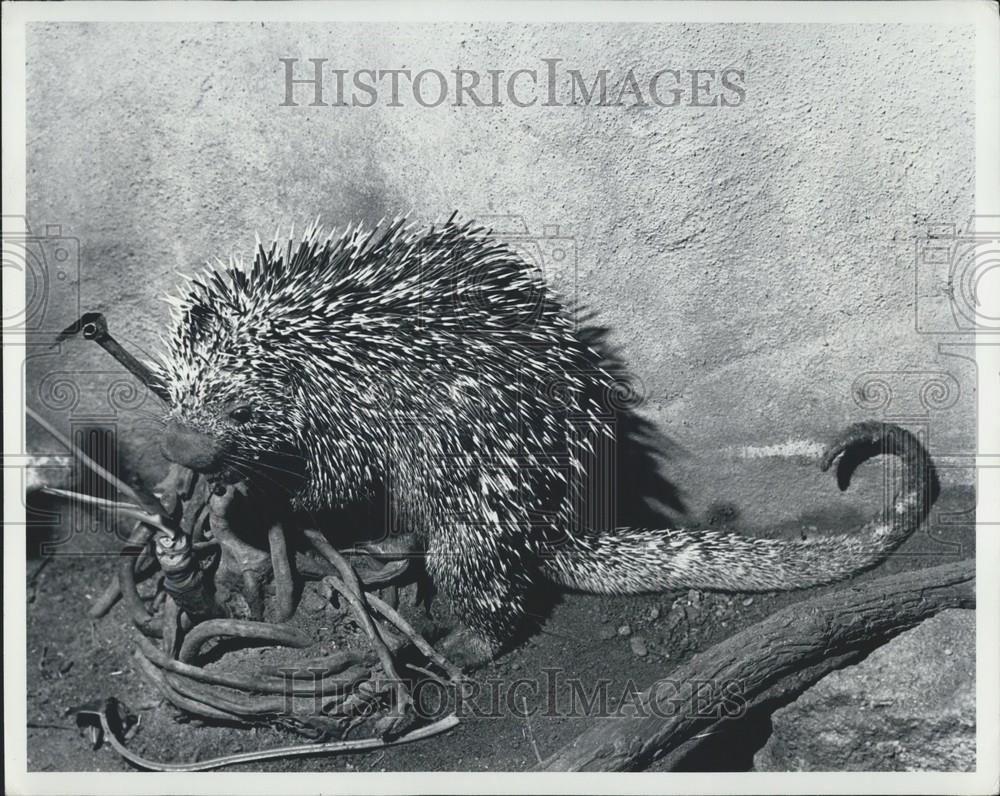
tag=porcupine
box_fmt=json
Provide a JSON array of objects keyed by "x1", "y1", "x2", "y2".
[{"x1": 154, "y1": 215, "x2": 938, "y2": 666}]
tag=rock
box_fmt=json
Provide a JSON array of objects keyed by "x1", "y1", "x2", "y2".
[
  {"x1": 298, "y1": 587, "x2": 330, "y2": 615},
  {"x1": 599, "y1": 626, "x2": 617, "y2": 641},
  {"x1": 754, "y1": 609, "x2": 975, "y2": 772},
  {"x1": 617, "y1": 624, "x2": 632, "y2": 637},
  {"x1": 629, "y1": 636, "x2": 648, "y2": 657},
  {"x1": 741, "y1": 596, "x2": 754, "y2": 606},
  {"x1": 648, "y1": 606, "x2": 661, "y2": 621}
]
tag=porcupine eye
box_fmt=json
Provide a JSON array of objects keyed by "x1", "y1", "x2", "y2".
[{"x1": 229, "y1": 406, "x2": 253, "y2": 425}]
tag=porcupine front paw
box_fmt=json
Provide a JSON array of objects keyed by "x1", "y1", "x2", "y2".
[{"x1": 438, "y1": 626, "x2": 497, "y2": 671}]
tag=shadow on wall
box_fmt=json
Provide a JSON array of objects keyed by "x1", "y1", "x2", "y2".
[{"x1": 576, "y1": 319, "x2": 688, "y2": 530}]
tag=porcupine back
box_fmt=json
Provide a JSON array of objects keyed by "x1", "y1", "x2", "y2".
[
  {"x1": 157, "y1": 215, "x2": 621, "y2": 539},
  {"x1": 157, "y1": 215, "x2": 937, "y2": 647}
]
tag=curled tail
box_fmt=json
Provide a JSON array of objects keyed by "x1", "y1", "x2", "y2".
[{"x1": 541, "y1": 421, "x2": 939, "y2": 593}]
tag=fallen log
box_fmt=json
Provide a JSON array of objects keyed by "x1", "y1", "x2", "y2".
[{"x1": 537, "y1": 559, "x2": 976, "y2": 772}]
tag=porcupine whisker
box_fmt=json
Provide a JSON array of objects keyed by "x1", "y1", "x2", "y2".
[
  {"x1": 230, "y1": 443, "x2": 308, "y2": 461},
  {"x1": 125, "y1": 406, "x2": 159, "y2": 417},
  {"x1": 239, "y1": 448, "x2": 308, "y2": 466},
  {"x1": 127, "y1": 409, "x2": 168, "y2": 425},
  {"x1": 226, "y1": 452, "x2": 305, "y2": 481},
  {"x1": 217, "y1": 458, "x2": 252, "y2": 485},
  {"x1": 221, "y1": 455, "x2": 294, "y2": 488},
  {"x1": 217, "y1": 453, "x2": 263, "y2": 480},
  {"x1": 226, "y1": 468, "x2": 298, "y2": 496},
  {"x1": 129, "y1": 414, "x2": 165, "y2": 427},
  {"x1": 131, "y1": 414, "x2": 168, "y2": 429},
  {"x1": 221, "y1": 455, "x2": 299, "y2": 496},
  {"x1": 133, "y1": 418, "x2": 166, "y2": 429},
  {"x1": 131, "y1": 422, "x2": 167, "y2": 437},
  {"x1": 220, "y1": 459, "x2": 298, "y2": 499},
  {"x1": 229, "y1": 457, "x2": 309, "y2": 485}
]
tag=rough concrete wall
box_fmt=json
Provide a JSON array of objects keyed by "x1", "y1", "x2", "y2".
[{"x1": 24, "y1": 22, "x2": 975, "y2": 528}]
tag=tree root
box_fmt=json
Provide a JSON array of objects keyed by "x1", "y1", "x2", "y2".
[
  {"x1": 268, "y1": 521, "x2": 296, "y2": 622},
  {"x1": 50, "y1": 427, "x2": 459, "y2": 745},
  {"x1": 177, "y1": 619, "x2": 313, "y2": 664},
  {"x1": 137, "y1": 635, "x2": 368, "y2": 696},
  {"x1": 118, "y1": 525, "x2": 162, "y2": 638},
  {"x1": 88, "y1": 550, "x2": 158, "y2": 619},
  {"x1": 304, "y1": 530, "x2": 414, "y2": 716}
]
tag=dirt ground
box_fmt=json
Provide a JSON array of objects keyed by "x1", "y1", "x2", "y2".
[{"x1": 24, "y1": 486, "x2": 975, "y2": 773}]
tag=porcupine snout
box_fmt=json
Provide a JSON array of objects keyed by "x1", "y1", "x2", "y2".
[{"x1": 160, "y1": 421, "x2": 226, "y2": 472}]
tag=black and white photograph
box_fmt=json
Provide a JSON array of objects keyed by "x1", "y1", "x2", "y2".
[{"x1": 3, "y1": 1, "x2": 998, "y2": 793}]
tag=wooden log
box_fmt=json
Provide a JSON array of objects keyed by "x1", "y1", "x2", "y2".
[{"x1": 537, "y1": 559, "x2": 975, "y2": 772}]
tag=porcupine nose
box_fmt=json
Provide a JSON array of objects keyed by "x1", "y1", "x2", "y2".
[{"x1": 160, "y1": 422, "x2": 225, "y2": 472}]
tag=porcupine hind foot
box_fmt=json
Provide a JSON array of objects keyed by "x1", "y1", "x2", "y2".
[{"x1": 425, "y1": 527, "x2": 533, "y2": 670}]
